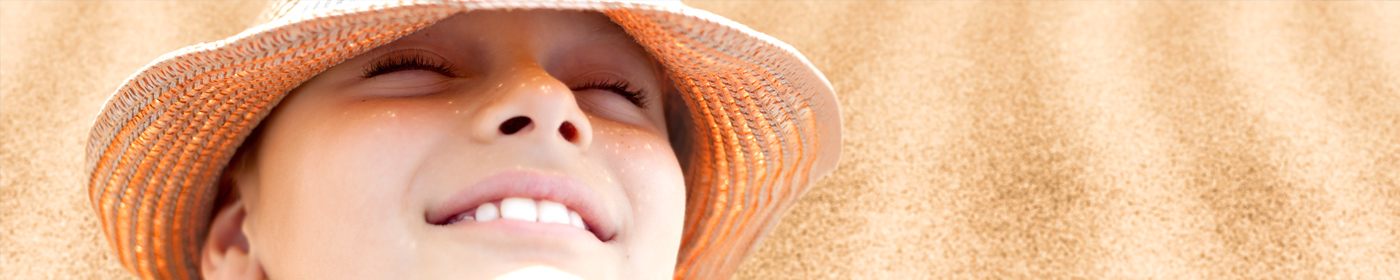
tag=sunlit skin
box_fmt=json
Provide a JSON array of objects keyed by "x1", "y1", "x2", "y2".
[{"x1": 201, "y1": 10, "x2": 687, "y2": 280}]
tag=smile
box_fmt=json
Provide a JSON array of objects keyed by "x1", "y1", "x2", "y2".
[
  {"x1": 426, "y1": 172, "x2": 615, "y2": 242},
  {"x1": 439, "y1": 197, "x2": 589, "y2": 231}
]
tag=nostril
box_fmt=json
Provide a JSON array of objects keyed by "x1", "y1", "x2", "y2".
[
  {"x1": 499, "y1": 116, "x2": 531, "y2": 135},
  {"x1": 559, "y1": 121, "x2": 578, "y2": 142}
]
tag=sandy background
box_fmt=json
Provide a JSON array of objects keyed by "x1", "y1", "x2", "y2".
[{"x1": 4, "y1": 1, "x2": 1399, "y2": 279}]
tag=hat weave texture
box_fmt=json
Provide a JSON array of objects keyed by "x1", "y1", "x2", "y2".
[{"x1": 85, "y1": 1, "x2": 840, "y2": 279}]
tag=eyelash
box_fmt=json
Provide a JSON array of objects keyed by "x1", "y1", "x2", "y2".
[
  {"x1": 361, "y1": 54, "x2": 456, "y2": 78},
  {"x1": 572, "y1": 79, "x2": 646, "y2": 108},
  {"x1": 360, "y1": 53, "x2": 645, "y2": 108}
]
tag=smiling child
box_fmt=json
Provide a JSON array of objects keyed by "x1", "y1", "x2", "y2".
[{"x1": 86, "y1": 1, "x2": 839, "y2": 279}]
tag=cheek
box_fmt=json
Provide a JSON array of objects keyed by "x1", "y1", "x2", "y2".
[
  {"x1": 261, "y1": 102, "x2": 442, "y2": 208},
  {"x1": 248, "y1": 101, "x2": 448, "y2": 276},
  {"x1": 595, "y1": 123, "x2": 687, "y2": 261}
]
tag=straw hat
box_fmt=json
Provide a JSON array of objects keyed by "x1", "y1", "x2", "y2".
[{"x1": 85, "y1": 0, "x2": 840, "y2": 279}]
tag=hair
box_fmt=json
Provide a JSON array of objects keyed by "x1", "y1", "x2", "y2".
[{"x1": 209, "y1": 125, "x2": 263, "y2": 227}]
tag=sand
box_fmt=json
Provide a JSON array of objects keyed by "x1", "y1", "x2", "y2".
[{"x1": 3, "y1": 1, "x2": 1398, "y2": 279}]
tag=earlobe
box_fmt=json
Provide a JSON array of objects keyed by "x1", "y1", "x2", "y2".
[{"x1": 201, "y1": 200, "x2": 265, "y2": 280}]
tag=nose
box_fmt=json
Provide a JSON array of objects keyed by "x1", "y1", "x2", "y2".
[{"x1": 469, "y1": 66, "x2": 592, "y2": 151}]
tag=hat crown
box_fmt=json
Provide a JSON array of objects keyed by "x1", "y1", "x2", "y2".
[
  {"x1": 260, "y1": 0, "x2": 426, "y2": 23},
  {"x1": 258, "y1": 0, "x2": 688, "y2": 24}
]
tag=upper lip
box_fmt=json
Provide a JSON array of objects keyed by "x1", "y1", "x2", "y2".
[{"x1": 425, "y1": 171, "x2": 616, "y2": 242}]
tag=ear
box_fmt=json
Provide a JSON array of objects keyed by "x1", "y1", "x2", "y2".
[{"x1": 201, "y1": 199, "x2": 265, "y2": 280}]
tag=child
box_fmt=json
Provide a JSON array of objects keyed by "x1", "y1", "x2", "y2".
[{"x1": 86, "y1": 1, "x2": 839, "y2": 279}]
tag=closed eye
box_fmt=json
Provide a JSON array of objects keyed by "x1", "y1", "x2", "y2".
[
  {"x1": 571, "y1": 79, "x2": 646, "y2": 108},
  {"x1": 361, "y1": 52, "x2": 457, "y2": 78}
]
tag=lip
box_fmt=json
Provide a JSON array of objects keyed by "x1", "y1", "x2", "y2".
[{"x1": 426, "y1": 171, "x2": 615, "y2": 242}]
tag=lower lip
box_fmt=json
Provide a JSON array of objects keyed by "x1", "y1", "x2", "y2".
[{"x1": 446, "y1": 219, "x2": 602, "y2": 242}]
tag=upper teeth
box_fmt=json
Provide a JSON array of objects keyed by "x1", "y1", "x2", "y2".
[{"x1": 452, "y1": 197, "x2": 588, "y2": 231}]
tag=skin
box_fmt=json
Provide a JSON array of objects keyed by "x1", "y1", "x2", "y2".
[{"x1": 202, "y1": 10, "x2": 687, "y2": 280}]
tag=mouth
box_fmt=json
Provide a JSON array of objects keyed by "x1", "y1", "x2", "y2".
[
  {"x1": 434, "y1": 197, "x2": 591, "y2": 231},
  {"x1": 426, "y1": 172, "x2": 615, "y2": 242}
]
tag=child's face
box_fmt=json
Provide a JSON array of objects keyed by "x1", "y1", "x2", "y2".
[{"x1": 229, "y1": 10, "x2": 686, "y2": 279}]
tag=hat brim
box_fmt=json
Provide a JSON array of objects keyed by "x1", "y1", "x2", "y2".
[{"x1": 86, "y1": 1, "x2": 840, "y2": 279}]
